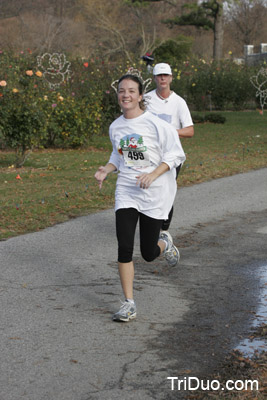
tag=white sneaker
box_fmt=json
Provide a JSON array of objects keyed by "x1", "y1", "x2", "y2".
[
  {"x1": 159, "y1": 231, "x2": 180, "y2": 267},
  {"x1": 165, "y1": 244, "x2": 180, "y2": 267},
  {"x1": 159, "y1": 231, "x2": 173, "y2": 248},
  {"x1": 112, "y1": 300, "x2": 136, "y2": 322}
]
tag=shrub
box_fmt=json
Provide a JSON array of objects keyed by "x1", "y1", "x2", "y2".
[
  {"x1": 192, "y1": 113, "x2": 205, "y2": 123},
  {"x1": 0, "y1": 51, "x2": 105, "y2": 156},
  {"x1": 192, "y1": 112, "x2": 226, "y2": 124},
  {"x1": 171, "y1": 59, "x2": 258, "y2": 111},
  {"x1": 0, "y1": 92, "x2": 46, "y2": 167},
  {"x1": 153, "y1": 35, "x2": 193, "y2": 66},
  {"x1": 0, "y1": 50, "x2": 263, "y2": 166},
  {"x1": 204, "y1": 113, "x2": 226, "y2": 124}
]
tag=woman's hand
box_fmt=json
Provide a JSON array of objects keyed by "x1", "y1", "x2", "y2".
[
  {"x1": 136, "y1": 163, "x2": 169, "y2": 189},
  {"x1": 135, "y1": 172, "x2": 156, "y2": 189},
  {"x1": 95, "y1": 166, "x2": 108, "y2": 189}
]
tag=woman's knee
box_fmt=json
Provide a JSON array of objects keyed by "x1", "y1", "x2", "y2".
[
  {"x1": 118, "y1": 244, "x2": 134, "y2": 263},
  {"x1": 141, "y1": 247, "x2": 160, "y2": 262}
]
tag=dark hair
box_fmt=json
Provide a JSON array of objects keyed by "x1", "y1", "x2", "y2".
[{"x1": 118, "y1": 74, "x2": 146, "y2": 110}]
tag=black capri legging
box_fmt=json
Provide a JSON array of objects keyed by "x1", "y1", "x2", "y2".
[{"x1": 116, "y1": 208, "x2": 163, "y2": 263}]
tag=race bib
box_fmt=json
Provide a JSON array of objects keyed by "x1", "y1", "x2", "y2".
[
  {"x1": 122, "y1": 149, "x2": 150, "y2": 168},
  {"x1": 118, "y1": 134, "x2": 151, "y2": 168}
]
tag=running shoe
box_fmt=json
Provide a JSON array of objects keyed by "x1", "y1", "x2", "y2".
[
  {"x1": 165, "y1": 244, "x2": 180, "y2": 267},
  {"x1": 159, "y1": 231, "x2": 180, "y2": 267},
  {"x1": 159, "y1": 230, "x2": 173, "y2": 247},
  {"x1": 112, "y1": 300, "x2": 136, "y2": 322}
]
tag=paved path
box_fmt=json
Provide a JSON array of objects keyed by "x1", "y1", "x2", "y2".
[{"x1": 1, "y1": 168, "x2": 266, "y2": 400}]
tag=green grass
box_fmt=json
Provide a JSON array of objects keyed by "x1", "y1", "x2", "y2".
[
  {"x1": 180, "y1": 111, "x2": 267, "y2": 185},
  {"x1": 0, "y1": 111, "x2": 266, "y2": 240}
]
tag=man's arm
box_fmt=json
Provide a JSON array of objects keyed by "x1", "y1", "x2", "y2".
[{"x1": 177, "y1": 125, "x2": 194, "y2": 138}]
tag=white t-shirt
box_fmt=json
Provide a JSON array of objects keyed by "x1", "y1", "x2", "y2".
[
  {"x1": 144, "y1": 89, "x2": 193, "y2": 130},
  {"x1": 108, "y1": 111, "x2": 186, "y2": 220}
]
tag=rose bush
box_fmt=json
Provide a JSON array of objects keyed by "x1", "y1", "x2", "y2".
[
  {"x1": 0, "y1": 50, "x2": 263, "y2": 166},
  {"x1": 171, "y1": 59, "x2": 259, "y2": 111},
  {"x1": 0, "y1": 51, "x2": 106, "y2": 162}
]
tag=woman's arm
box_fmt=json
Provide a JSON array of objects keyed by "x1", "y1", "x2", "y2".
[
  {"x1": 135, "y1": 162, "x2": 169, "y2": 189},
  {"x1": 95, "y1": 163, "x2": 117, "y2": 189}
]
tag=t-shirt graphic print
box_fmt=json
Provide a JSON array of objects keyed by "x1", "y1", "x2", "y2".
[{"x1": 118, "y1": 134, "x2": 150, "y2": 168}]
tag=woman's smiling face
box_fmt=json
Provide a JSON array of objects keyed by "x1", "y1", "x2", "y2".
[{"x1": 117, "y1": 78, "x2": 143, "y2": 115}]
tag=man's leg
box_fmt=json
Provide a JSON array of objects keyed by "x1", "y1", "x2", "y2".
[{"x1": 161, "y1": 164, "x2": 181, "y2": 231}]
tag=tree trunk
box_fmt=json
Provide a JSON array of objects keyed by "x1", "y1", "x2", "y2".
[{"x1": 213, "y1": 2, "x2": 223, "y2": 60}]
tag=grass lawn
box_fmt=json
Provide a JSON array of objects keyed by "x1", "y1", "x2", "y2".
[{"x1": 0, "y1": 111, "x2": 266, "y2": 240}]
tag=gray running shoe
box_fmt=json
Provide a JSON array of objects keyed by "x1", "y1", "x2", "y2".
[
  {"x1": 112, "y1": 300, "x2": 136, "y2": 322},
  {"x1": 159, "y1": 231, "x2": 180, "y2": 267},
  {"x1": 159, "y1": 230, "x2": 173, "y2": 247},
  {"x1": 165, "y1": 244, "x2": 180, "y2": 267}
]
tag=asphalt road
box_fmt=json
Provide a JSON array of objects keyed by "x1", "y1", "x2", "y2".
[{"x1": 1, "y1": 168, "x2": 267, "y2": 400}]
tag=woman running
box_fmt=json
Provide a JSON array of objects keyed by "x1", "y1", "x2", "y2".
[{"x1": 95, "y1": 73, "x2": 185, "y2": 322}]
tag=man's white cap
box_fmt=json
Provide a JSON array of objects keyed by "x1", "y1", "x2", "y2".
[{"x1": 153, "y1": 63, "x2": 172, "y2": 75}]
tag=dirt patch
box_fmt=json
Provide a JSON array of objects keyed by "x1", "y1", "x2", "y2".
[
  {"x1": 186, "y1": 338, "x2": 266, "y2": 399},
  {"x1": 186, "y1": 321, "x2": 267, "y2": 399},
  {"x1": 136, "y1": 210, "x2": 267, "y2": 399}
]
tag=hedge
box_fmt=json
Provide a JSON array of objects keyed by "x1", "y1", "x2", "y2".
[{"x1": 0, "y1": 50, "x2": 263, "y2": 165}]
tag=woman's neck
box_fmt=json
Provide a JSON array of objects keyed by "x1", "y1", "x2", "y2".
[{"x1": 123, "y1": 108, "x2": 144, "y2": 119}]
